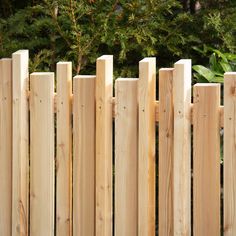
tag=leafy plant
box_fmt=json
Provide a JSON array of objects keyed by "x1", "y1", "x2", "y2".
[
  {"x1": 0, "y1": 0, "x2": 188, "y2": 75},
  {"x1": 1, "y1": 1, "x2": 236, "y2": 77},
  {"x1": 193, "y1": 47, "x2": 236, "y2": 83}
]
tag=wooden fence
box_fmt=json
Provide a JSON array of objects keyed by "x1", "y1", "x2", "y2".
[{"x1": 0, "y1": 49, "x2": 235, "y2": 236}]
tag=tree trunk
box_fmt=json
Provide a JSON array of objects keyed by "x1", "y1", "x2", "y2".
[
  {"x1": 190, "y1": 0, "x2": 196, "y2": 14},
  {"x1": 0, "y1": 0, "x2": 12, "y2": 17},
  {"x1": 181, "y1": 0, "x2": 189, "y2": 11}
]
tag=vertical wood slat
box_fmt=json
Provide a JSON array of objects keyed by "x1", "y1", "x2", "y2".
[
  {"x1": 96, "y1": 55, "x2": 113, "y2": 236},
  {"x1": 138, "y1": 57, "x2": 156, "y2": 236},
  {"x1": 30, "y1": 72, "x2": 55, "y2": 236},
  {"x1": 193, "y1": 84, "x2": 221, "y2": 236},
  {"x1": 56, "y1": 62, "x2": 72, "y2": 236},
  {"x1": 224, "y1": 72, "x2": 236, "y2": 235},
  {"x1": 0, "y1": 59, "x2": 12, "y2": 235},
  {"x1": 115, "y1": 78, "x2": 138, "y2": 236},
  {"x1": 173, "y1": 59, "x2": 191, "y2": 236},
  {"x1": 73, "y1": 75, "x2": 95, "y2": 236},
  {"x1": 158, "y1": 68, "x2": 174, "y2": 236},
  {"x1": 12, "y1": 50, "x2": 29, "y2": 236}
]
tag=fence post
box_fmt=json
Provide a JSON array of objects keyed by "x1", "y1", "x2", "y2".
[
  {"x1": 56, "y1": 62, "x2": 72, "y2": 236},
  {"x1": 96, "y1": 55, "x2": 113, "y2": 236},
  {"x1": 115, "y1": 78, "x2": 138, "y2": 235},
  {"x1": 73, "y1": 75, "x2": 96, "y2": 236},
  {"x1": 12, "y1": 50, "x2": 29, "y2": 236},
  {"x1": 173, "y1": 59, "x2": 191, "y2": 235},
  {"x1": 158, "y1": 68, "x2": 174, "y2": 236},
  {"x1": 224, "y1": 72, "x2": 236, "y2": 235},
  {"x1": 138, "y1": 58, "x2": 156, "y2": 236},
  {"x1": 30, "y1": 72, "x2": 55, "y2": 236},
  {"x1": 0, "y1": 59, "x2": 12, "y2": 235},
  {"x1": 193, "y1": 84, "x2": 220, "y2": 235}
]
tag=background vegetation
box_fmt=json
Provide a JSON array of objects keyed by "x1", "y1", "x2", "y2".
[{"x1": 0, "y1": 0, "x2": 236, "y2": 79}]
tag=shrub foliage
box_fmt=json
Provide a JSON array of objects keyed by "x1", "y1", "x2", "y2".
[{"x1": 0, "y1": 0, "x2": 236, "y2": 76}]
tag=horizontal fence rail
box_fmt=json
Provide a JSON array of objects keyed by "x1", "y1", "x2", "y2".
[{"x1": 0, "y1": 49, "x2": 235, "y2": 235}]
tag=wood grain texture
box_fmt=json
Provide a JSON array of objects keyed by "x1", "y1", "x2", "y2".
[
  {"x1": 158, "y1": 68, "x2": 174, "y2": 236},
  {"x1": 224, "y1": 72, "x2": 236, "y2": 235},
  {"x1": 30, "y1": 72, "x2": 55, "y2": 236},
  {"x1": 138, "y1": 58, "x2": 156, "y2": 236},
  {"x1": 73, "y1": 75, "x2": 95, "y2": 236},
  {"x1": 173, "y1": 59, "x2": 191, "y2": 236},
  {"x1": 56, "y1": 62, "x2": 72, "y2": 236},
  {"x1": 193, "y1": 84, "x2": 220, "y2": 236},
  {"x1": 12, "y1": 50, "x2": 29, "y2": 236},
  {"x1": 115, "y1": 78, "x2": 138, "y2": 236},
  {"x1": 0, "y1": 59, "x2": 12, "y2": 236},
  {"x1": 114, "y1": 99, "x2": 225, "y2": 127},
  {"x1": 96, "y1": 55, "x2": 113, "y2": 236}
]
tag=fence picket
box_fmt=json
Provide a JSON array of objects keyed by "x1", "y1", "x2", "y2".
[
  {"x1": 30, "y1": 72, "x2": 55, "y2": 236},
  {"x1": 0, "y1": 59, "x2": 12, "y2": 236},
  {"x1": 158, "y1": 68, "x2": 174, "y2": 236},
  {"x1": 173, "y1": 59, "x2": 192, "y2": 236},
  {"x1": 12, "y1": 50, "x2": 29, "y2": 236},
  {"x1": 56, "y1": 62, "x2": 72, "y2": 236},
  {"x1": 96, "y1": 55, "x2": 113, "y2": 236},
  {"x1": 193, "y1": 84, "x2": 221, "y2": 236},
  {"x1": 224, "y1": 72, "x2": 236, "y2": 235},
  {"x1": 73, "y1": 75, "x2": 96, "y2": 236},
  {"x1": 115, "y1": 78, "x2": 138, "y2": 236},
  {"x1": 138, "y1": 57, "x2": 156, "y2": 236}
]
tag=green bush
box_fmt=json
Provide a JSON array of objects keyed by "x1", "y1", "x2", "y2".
[
  {"x1": 0, "y1": 0, "x2": 236, "y2": 77},
  {"x1": 193, "y1": 47, "x2": 236, "y2": 83}
]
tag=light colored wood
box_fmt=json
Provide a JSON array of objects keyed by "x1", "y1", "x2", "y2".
[
  {"x1": 96, "y1": 55, "x2": 113, "y2": 236},
  {"x1": 158, "y1": 68, "x2": 174, "y2": 236},
  {"x1": 124, "y1": 100, "x2": 223, "y2": 126},
  {"x1": 138, "y1": 57, "x2": 156, "y2": 236},
  {"x1": 30, "y1": 72, "x2": 55, "y2": 236},
  {"x1": 193, "y1": 84, "x2": 220, "y2": 236},
  {"x1": 173, "y1": 59, "x2": 191, "y2": 236},
  {"x1": 56, "y1": 62, "x2": 72, "y2": 236},
  {"x1": 0, "y1": 59, "x2": 12, "y2": 236},
  {"x1": 25, "y1": 94, "x2": 226, "y2": 128},
  {"x1": 115, "y1": 78, "x2": 138, "y2": 236},
  {"x1": 12, "y1": 50, "x2": 29, "y2": 236},
  {"x1": 73, "y1": 75, "x2": 95, "y2": 236},
  {"x1": 224, "y1": 72, "x2": 236, "y2": 235}
]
